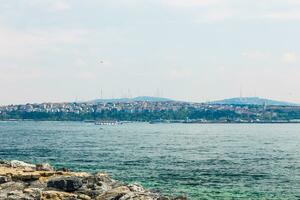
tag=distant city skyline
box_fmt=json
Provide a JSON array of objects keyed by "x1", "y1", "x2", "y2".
[{"x1": 1, "y1": 0, "x2": 300, "y2": 105}]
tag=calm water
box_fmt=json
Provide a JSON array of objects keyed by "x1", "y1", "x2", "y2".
[{"x1": 0, "y1": 121, "x2": 299, "y2": 199}]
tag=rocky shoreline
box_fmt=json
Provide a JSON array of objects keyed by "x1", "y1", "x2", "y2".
[{"x1": 0, "y1": 160, "x2": 186, "y2": 200}]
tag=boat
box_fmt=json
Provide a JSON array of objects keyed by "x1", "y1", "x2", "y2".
[{"x1": 94, "y1": 120, "x2": 122, "y2": 125}]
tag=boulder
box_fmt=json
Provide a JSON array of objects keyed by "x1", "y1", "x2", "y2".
[
  {"x1": 56, "y1": 167, "x2": 70, "y2": 172},
  {"x1": 0, "y1": 176, "x2": 9, "y2": 184},
  {"x1": 77, "y1": 194, "x2": 91, "y2": 200},
  {"x1": 41, "y1": 191, "x2": 77, "y2": 200},
  {"x1": 6, "y1": 190, "x2": 34, "y2": 200},
  {"x1": 94, "y1": 173, "x2": 116, "y2": 185},
  {"x1": 0, "y1": 181, "x2": 26, "y2": 191},
  {"x1": 23, "y1": 188, "x2": 42, "y2": 199},
  {"x1": 83, "y1": 175, "x2": 111, "y2": 191},
  {"x1": 96, "y1": 186, "x2": 131, "y2": 200},
  {"x1": 75, "y1": 186, "x2": 104, "y2": 199},
  {"x1": 118, "y1": 192, "x2": 156, "y2": 200},
  {"x1": 128, "y1": 183, "x2": 146, "y2": 193},
  {"x1": 9, "y1": 160, "x2": 35, "y2": 169},
  {"x1": 29, "y1": 180, "x2": 47, "y2": 189},
  {"x1": 0, "y1": 160, "x2": 11, "y2": 167},
  {"x1": 47, "y1": 176, "x2": 83, "y2": 192},
  {"x1": 12, "y1": 173, "x2": 41, "y2": 181},
  {"x1": 36, "y1": 163, "x2": 54, "y2": 171},
  {"x1": 0, "y1": 182, "x2": 28, "y2": 200}
]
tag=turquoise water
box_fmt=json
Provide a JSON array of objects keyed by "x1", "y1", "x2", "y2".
[{"x1": 0, "y1": 121, "x2": 299, "y2": 199}]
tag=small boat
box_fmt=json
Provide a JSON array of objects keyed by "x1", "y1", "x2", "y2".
[{"x1": 95, "y1": 120, "x2": 122, "y2": 125}]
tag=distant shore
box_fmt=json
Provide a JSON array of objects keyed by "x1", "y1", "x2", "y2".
[
  {"x1": 1, "y1": 101, "x2": 300, "y2": 123},
  {"x1": 1, "y1": 119, "x2": 300, "y2": 124}
]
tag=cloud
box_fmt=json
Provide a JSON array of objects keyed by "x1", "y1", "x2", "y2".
[
  {"x1": 264, "y1": 11, "x2": 300, "y2": 21},
  {"x1": 29, "y1": 0, "x2": 71, "y2": 12},
  {"x1": 196, "y1": 9, "x2": 233, "y2": 23},
  {"x1": 286, "y1": 0, "x2": 300, "y2": 5},
  {"x1": 162, "y1": 0, "x2": 221, "y2": 7},
  {"x1": 51, "y1": 1, "x2": 71, "y2": 11},
  {"x1": 283, "y1": 52, "x2": 298, "y2": 63},
  {"x1": 168, "y1": 68, "x2": 192, "y2": 80},
  {"x1": 241, "y1": 51, "x2": 270, "y2": 60},
  {"x1": 0, "y1": 25, "x2": 90, "y2": 84},
  {"x1": 0, "y1": 26, "x2": 88, "y2": 60}
]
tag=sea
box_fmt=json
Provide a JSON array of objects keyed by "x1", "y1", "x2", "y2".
[{"x1": 0, "y1": 121, "x2": 299, "y2": 199}]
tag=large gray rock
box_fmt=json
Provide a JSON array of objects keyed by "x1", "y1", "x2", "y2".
[
  {"x1": 6, "y1": 190, "x2": 34, "y2": 200},
  {"x1": 23, "y1": 188, "x2": 42, "y2": 199},
  {"x1": 94, "y1": 173, "x2": 116, "y2": 186},
  {"x1": 128, "y1": 183, "x2": 146, "y2": 193},
  {"x1": 9, "y1": 160, "x2": 35, "y2": 169},
  {"x1": 47, "y1": 176, "x2": 83, "y2": 192},
  {"x1": 76, "y1": 175, "x2": 112, "y2": 198},
  {"x1": 0, "y1": 176, "x2": 9, "y2": 184},
  {"x1": 36, "y1": 163, "x2": 53, "y2": 171},
  {"x1": 29, "y1": 180, "x2": 47, "y2": 189},
  {"x1": 118, "y1": 192, "x2": 157, "y2": 200},
  {"x1": 0, "y1": 182, "x2": 28, "y2": 200},
  {"x1": 0, "y1": 181, "x2": 26, "y2": 191},
  {"x1": 0, "y1": 160, "x2": 10, "y2": 167},
  {"x1": 96, "y1": 186, "x2": 131, "y2": 200}
]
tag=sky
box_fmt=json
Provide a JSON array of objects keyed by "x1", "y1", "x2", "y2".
[{"x1": 1, "y1": 0, "x2": 300, "y2": 105}]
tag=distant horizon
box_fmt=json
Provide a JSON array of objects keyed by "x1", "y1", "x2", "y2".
[{"x1": 1, "y1": 95, "x2": 299, "y2": 106}]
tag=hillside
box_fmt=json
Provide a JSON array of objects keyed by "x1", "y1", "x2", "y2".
[
  {"x1": 209, "y1": 97, "x2": 298, "y2": 106},
  {"x1": 89, "y1": 96, "x2": 172, "y2": 103}
]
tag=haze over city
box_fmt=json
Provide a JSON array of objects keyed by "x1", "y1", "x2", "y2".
[{"x1": 1, "y1": 0, "x2": 300, "y2": 105}]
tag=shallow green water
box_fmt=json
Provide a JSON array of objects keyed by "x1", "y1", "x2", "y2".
[{"x1": 0, "y1": 121, "x2": 299, "y2": 199}]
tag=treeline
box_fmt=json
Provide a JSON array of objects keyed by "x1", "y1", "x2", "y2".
[
  {"x1": 0, "y1": 108, "x2": 247, "y2": 121},
  {"x1": 1, "y1": 107, "x2": 300, "y2": 121}
]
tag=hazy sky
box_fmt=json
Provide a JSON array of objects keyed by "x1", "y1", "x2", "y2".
[{"x1": 1, "y1": 0, "x2": 300, "y2": 105}]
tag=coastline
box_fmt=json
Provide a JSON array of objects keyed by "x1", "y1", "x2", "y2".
[
  {"x1": 1, "y1": 119, "x2": 300, "y2": 124},
  {"x1": 0, "y1": 160, "x2": 186, "y2": 200}
]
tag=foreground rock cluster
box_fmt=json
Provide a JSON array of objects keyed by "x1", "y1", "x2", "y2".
[{"x1": 0, "y1": 160, "x2": 186, "y2": 200}]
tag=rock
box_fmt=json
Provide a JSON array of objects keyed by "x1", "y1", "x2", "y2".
[
  {"x1": 9, "y1": 160, "x2": 35, "y2": 169},
  {"x1": 128, "y1": 183, "x2": 146, "y2": 193},
  {"x1": 0, "y1": 176, "x2": 9, "y2": 184},
  {"x1": 0, "y1": 160, "x2": 11, "y2": 167},
  {"x1": 41, "y1": 191, "x2": 77, "y2": 200},
  {"x1": 94, "y1": 173, "x2": 116, "y2": 185},
  {"x1": 23, "y1": 168, "x2": 35, "y2": 173},
  {"x1": 0, "y1": 160, "x2": 183, "y2": 200},
  {"x1": 75, "y1": 186, "x2": 102, "y2": 199},
  {"x1": 0, "y1": 181, "x2": 26, "y2": 191},
  {"x1": 0, "y1": 180, "x2": 28, "y2": 199},
  {"x1": 84, "y1": 175, "x2": 111, "y2": 190},
  {"x1": 6, "y1": 190, "x2": 35, "y2": 200},
  {"x1": 75, "y1": 174, "x2": 113, "y2": 198},
  {"x1": 29, "y1": 180, "x2": 47, "y2": 189},
  {"x1": 12, "y1": 173, "x2": 41, "y2": 181},
  {"x1": 77, "y1": 194, "x2": 91, "y2": 200},
  {"x1": 56, "y1": 167, "x2": 69, "y2": 172},
  {"x1": 23, "y1": 188, "x2": 42, "y2": 198},
  {"x1": 36, "y1": 163, "x2": 54, "y2": 171},
  {"x1": 0, "y1": 193, "x2": 7, "y2": 199},
  {"x1": 119, "y1": 192, "x2": 156, "y2": 200},
  {"x1": 47, "y1": 176, "x2": 83, "y2": 192},
  {"x1": 96, "y1": 186, "x2": 131, "y2": 200}
]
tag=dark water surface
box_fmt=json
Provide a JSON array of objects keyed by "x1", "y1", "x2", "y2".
[{"x1": 0, "y1": 121, "x2": 299, "y2": 199}]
